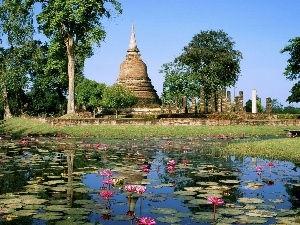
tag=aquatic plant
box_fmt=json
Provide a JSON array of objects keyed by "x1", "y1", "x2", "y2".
[
  {"x1": 136, "y1": 216, "x2": 156, "y2": 225},
  {"x1": 207, "y1": 196, "x2": 224, "y2": 221}
]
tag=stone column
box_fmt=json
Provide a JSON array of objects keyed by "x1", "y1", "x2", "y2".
[
  {"x1": 252, "y1": 89, "x2": 257, "y2": 113},
  {"x1": 199, "y1": 89, "x2": 205, "y2": 113},
  {"x1": 234, "y1": 96, "x2": 239, "y2": 112},
  {"x1": 266, "y1": 97, "x2": 272, "y2": 114},
  {"x1": 210, "y1": 92, "x2": 216, "y2": 113},
  {"x1": 226, "y1": 90, "x2": 231, "y2": 113},
  {"x1": 239, "y1": 91, "x2": 244, "y2": 112},
  {"x1": 191, "y1": 97, "x2": 197, "y2": 114},
  {"x1": 217, "y1": 91, "x2": 222, "y2": 113},
  {"x1": 182, "y1": 95, "x2": 188, "y2": 114}
]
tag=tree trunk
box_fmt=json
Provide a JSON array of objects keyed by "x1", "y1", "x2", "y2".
[
  {"x1": 3, "y1": 86, "x2": 12, "y2": 119},
  {"x1": 65, "y1": 35, "x2": 75, "y2": 114}
]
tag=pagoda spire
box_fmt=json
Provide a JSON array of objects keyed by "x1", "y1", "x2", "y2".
[{"x1": 127, "y1": 23, "x2": 139, "y2": 54}]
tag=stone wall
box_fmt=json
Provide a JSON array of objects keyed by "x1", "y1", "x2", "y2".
[{"x1": 48, "y1": 118, "x2": 300, "y2": 126}]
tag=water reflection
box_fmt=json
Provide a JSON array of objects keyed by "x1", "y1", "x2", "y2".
[{"x1": 0, "y1": 135, "x2": 298, "y2": 224}]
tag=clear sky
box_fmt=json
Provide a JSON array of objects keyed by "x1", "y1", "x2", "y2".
[{"x1": 84, "y1": 0, "x2": 300, "y2": 107}]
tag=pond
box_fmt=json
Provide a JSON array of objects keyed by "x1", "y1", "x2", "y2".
[{"x1": 0, "y1": 134, "x2": 299, "y2": 224}]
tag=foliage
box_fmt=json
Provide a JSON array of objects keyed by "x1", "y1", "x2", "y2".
[
  {"x1": 75, "y1": 78, "x2": 106, "y2": 115},
  {"x1": 0, "y1": 0, "x2": 122, "y2": 115},
  {"x1": 281, "y1": 37, "x2": 300, "y2": 103},
  {"x1": 25, "y1": 86, "x2": 64, "y2": 117},
  {"x1": 245, "y1": 96, "x2": 264, "y2": 113},
  {"x1": 271, "y1": 99, "x2": 284, "y2": 114},
  {"x1": 282, "y1": 106, "x2": 300, "y2": 114},
  {"x1": 174, "y1": 30, "x2": 242, "y2": 97},
  {"x1": 286, "y1": 81, "x2": 300, "y2": 103},
  {"x1": 101, "y1": 84, "x2": 138, "y2": 118},
  {"x1": 160, "y1": 61, "x2": 199, "y2": 106}
]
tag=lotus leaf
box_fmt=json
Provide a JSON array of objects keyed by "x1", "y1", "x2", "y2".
[
  {"x1": 32, "y1": 211, "x2": 64, "y2": 220},
  {"x1": 234, "y1": 215, "x2": 268, "y2": 224},
  {"x1": 219, "y1": 179, "x2": 240, "y2": 184},
  {"x1": 190, "y1": 211, "x2": 218, "y2": 222},
  {"x1": 11, "y1": 209, "x2": 37, "y2": 216},
  {"x1": 276, "y1": 209, "x2": 298, "y2": 217},
  {"x1": 45, "y1": 205, "x2": 69, "y2": 212},
  {"x1": 188, "y1": 198, "x2": 207, "y2": 205},
  {"x1": 150, "y1": 207, "x2": 178, "y2": 214},
  {"x1": 184, "y1": 186, "x2": 202, "y2": 192},
  {"x1": 196, "y1": 181, "x2": 219, "y2": 186},
  {"x1": 246, "y1": 209, "x2": 277, "y2": 217},
  {"x1": 276, "y1": 216, "x2": 300, "y2": 224},
  {"x1": 173, "y1": 190, "x2": 197, "y2": 196},
  {"x1": 156, "y1": 216, "x2": 181, "y2": 223},
  {"x1": 218, "y1": 208, "x2": 244, "y2": 216},
  {"x1": 237, "y1": 197, "x2": 264, "y2": 204}
]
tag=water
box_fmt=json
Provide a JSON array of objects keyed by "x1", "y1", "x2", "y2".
[{"x1": 0, "y1": 135, "x2": 299, "y2": 224}]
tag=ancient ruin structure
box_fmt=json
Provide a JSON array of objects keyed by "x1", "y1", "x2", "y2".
[{"x1": 116, "y1": 24, "x2": 161, "y2": 107}]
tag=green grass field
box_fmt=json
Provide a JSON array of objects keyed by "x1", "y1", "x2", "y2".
[{"x1": 1, "y1": 117, "x2": 299, "y2": 163}]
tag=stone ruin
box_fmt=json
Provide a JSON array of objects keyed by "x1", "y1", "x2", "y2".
[
  {"x1": 116, "y1": 25, "x2": 272, "y2": 115},
  {"x1": 116, "y1": 24, "x2": 161, "y2": 107},
  {"x1": 166, "y1": 89, "x2": 273, "y2": 115}
]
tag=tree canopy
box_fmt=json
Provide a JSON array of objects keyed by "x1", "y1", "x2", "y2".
[
  {"x1": 0, "y1": 0, "x2": 122, "y2": 115},
  {"x1": 160, "y1": 30, "x2": 242, "y2": 106},
  {"x1": 75, "y1": 78, "x2": 106, "y2": 116},
  {"x1": 101, "y1": 84, "x2": 138, "y2": 118},
  {"x1": 281, "y1": 37, "x2": 300, "y2": 103}
]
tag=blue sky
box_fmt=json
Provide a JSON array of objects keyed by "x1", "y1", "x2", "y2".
[{"x1": 84, "y1": 0, "x2": 300, "y2": 107}]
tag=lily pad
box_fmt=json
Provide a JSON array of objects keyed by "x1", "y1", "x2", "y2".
[
  {"x1": 156, "y1": 216, "x2": 181, "y2": 223},
  {"x1": 150, "y1": 207, "x2": 178, "y2": 214}
]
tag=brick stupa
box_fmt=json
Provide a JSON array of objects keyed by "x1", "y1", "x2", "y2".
[{"x1": 116, "y1": 24, "x2": 161, "y2": 107}]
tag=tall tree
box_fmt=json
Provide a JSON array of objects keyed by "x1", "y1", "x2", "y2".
[
  {"x1": 175, "y1": 30, "x2": 242, "y2": 101},
  {"x1": 34, "y1": 0, "x2": 122, "y2": 114},
  {"x1": 1, "y1": 0, "x2": 122, "y2": 114},
  {"x1": 281, "y1": 37, "x2": 300, "y2": 103},
  {"x1": 0, "y1": 0, "x2": 35, "y2": 118}
]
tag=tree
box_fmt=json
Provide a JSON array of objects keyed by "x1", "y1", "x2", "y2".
[
  {"x1": 75, "y1": 78, "x2": 106, "y2": 117},
  {"x1": 101, "y1": 84, "x2": 138, "y2": 118},
  {"x1": 245, "y1": 96, "x2": 264, "y2": 113},
  {"x1": 281, "y1": 37, "x2": 300, "y2": 103},
  {"x1": 175, "y1": 30, "x2": 242, "y2": 101},
  {"x1": 0, "y1": 0, "x2": 36, "y2": 118},
  {"x1": 160, "y1": 62, "x2": 191, "y2": 106},
  {"x1": 271, "y1": 99, "x2": 284, "y2": 114},
  {"x1": 0, "y1": 0, "x2": 122, "y2": 115}
]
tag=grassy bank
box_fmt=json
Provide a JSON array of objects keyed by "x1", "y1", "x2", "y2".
[
  {"x1": 1, "y1": 117, "x2": 299, "y2": 163},
  {"x1": 1, "y1": 117, "x2": 298, "y2": 138}
]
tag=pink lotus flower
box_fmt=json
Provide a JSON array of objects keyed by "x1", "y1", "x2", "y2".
[
  {"x1": 167, "y1": 166, "x2": 176, "y2": 173},
  {"x1": 99, "y1": 169, "x2": 109, "y2": 177},
  {"x1": 99, "y1": 169, "x2": 113, "y2": 177},
  {"x1": 103, "y1": 179, "x2": 113, "y2": 185},
  {"x1": 99, "y1": 190, "x2": 114, "y2": 199},
  {"x1": 256, "y1": 165, "x2": 263, "y2": 171},
  {"x1": 141, "y1": 165, "x2": 150, "y2": 173},
  {"x1": 207, "y1": 196, "x2": 224, "y2": 206},
  {"x1": 207, "y1": 196, "x2": 224, "y2": 221},
  {"x1": 267, "y1": 162, "x2": 275, "y2": 167},
  {"x1": 182, "y1": 159, "x2": 189, "y2": 165},
  {"x1": 136, "y1": 186, "x2": 146, "y2": 195},
  {"x1": 167, "y1": 160, "x2": 176, "y2": 167},
  {"x1": 136, "y1": 217, "x2": 156, "y2": 225},
  {"x1": 125, "y1": 184, "x2": 136, "y2": 193}
]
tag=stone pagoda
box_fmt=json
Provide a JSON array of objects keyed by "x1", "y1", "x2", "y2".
[{"x1": 116, "y1": 24, "x2": 161, "y2": 107}]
